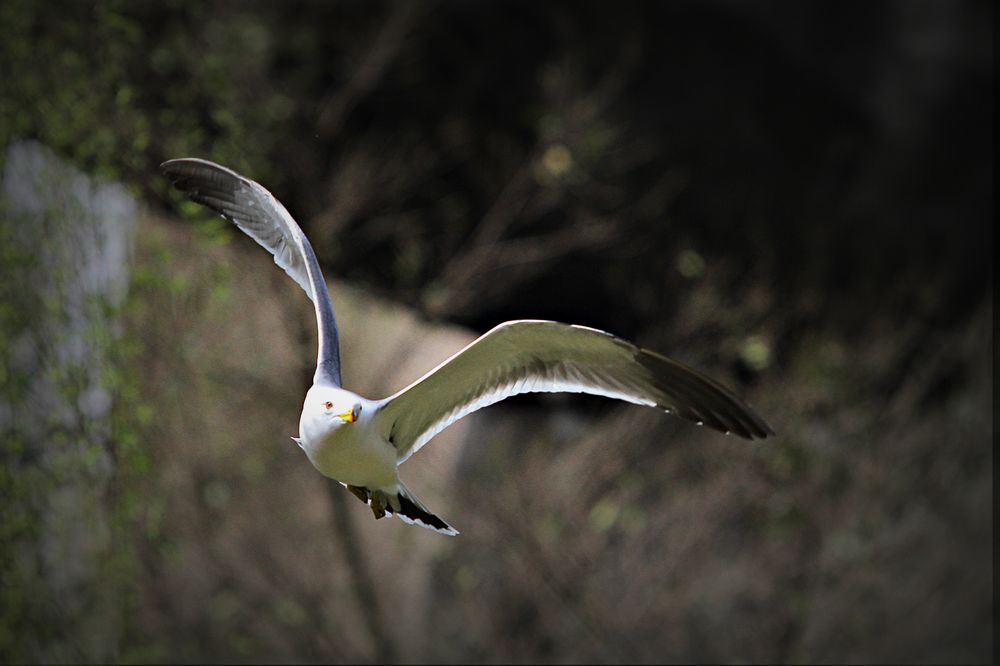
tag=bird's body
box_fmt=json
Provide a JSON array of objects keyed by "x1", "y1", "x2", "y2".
[
  {"x1": 162, "y1": 157, "x2": 774, "y2": 536},
  {"x1": 299, "y1": 388, "x2": 392, "y2": 489}
]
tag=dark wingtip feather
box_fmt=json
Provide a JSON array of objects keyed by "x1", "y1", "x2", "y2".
[
  {"x1": 637, "y1": 347, "x2": 775, "y2": 441},
  {"x1": 160, "y1": 159, "x2": 246, "y2": 215}
]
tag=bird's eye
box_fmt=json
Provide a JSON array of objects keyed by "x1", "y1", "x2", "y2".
[
  {"x1": 353, "y1": 404, "x2": 362, "y2": 420},
  {"x1": 323, "y1": 401, "x2": 334, "y2": 411}
]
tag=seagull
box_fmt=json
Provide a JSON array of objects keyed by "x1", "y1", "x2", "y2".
[{"x1": 161, "y1": 158, "x2": 774, "y2": 536}]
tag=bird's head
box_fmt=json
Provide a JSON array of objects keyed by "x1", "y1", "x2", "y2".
[{"x1": 299, "y1": 385, "x2": 365, "y2": 443}]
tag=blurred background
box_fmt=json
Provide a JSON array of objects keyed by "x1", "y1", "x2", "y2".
[{"x1": 0, "y1": 0, "x2": 992, "y2": 663}]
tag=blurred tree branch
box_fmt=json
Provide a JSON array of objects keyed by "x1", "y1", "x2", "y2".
[
  {"x1": 325, "y1": 483, "x2": 396, "y2": 662},
  {"x1": 316, "y1": 2, "x2": 431, "y2": 143}
]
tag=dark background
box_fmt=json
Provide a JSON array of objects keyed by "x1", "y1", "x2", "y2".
[{"x1": 0, "y1": 0, "x2": 992, "y2": 663}]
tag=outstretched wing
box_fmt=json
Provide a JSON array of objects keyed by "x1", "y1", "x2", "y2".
[
  {"x1": 375, "y1": 320, "x2": 773, "y2": 463},
  {"x1": 161, "y1": 158, "x2": 342, "y2": 386}
]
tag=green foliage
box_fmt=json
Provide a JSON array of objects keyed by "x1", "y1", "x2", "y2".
[
  {"x1": 0, "y1": 0, "x2": 287, "y2": 199},
  {"x1": 0, "y1": 150, "x2": 156, "y2": 662}
]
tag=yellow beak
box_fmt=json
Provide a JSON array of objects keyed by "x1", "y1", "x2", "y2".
[{"x1": 337, "y1": 409, "x2": 356, "y2": 423}]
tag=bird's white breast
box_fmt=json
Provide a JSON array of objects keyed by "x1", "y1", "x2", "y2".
[{"x1": 299, "y1": 402, "x2": 398, "y2": 488}]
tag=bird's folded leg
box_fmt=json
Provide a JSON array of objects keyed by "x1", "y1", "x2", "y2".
[
  {"x1": 369, "y1": 492, "x2": 387, "y2": 520},
  {"x1": 346, "y1": 484, "x2": 369, "y2": 505}
]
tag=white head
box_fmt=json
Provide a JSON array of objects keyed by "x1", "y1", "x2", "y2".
[{"x1": 298, "y1": 384, "x2": 366, "y2": 448}]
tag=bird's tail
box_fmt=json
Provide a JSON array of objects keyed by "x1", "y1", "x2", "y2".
[{"x1": 382, "y1": 482, "x2": 458, "y2": 536}]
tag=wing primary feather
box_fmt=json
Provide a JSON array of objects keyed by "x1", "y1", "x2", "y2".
[
  {"x1": 637, "y1": 348, "x2": 773, "y2": 438},
  {"x1": 161, "y1": 158, "x2": 342, "y2": 386}
]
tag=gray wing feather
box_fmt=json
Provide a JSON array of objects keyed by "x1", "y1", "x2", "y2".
[
  {"x1": 161, "y1": 158, "x2": 342, "y2": 386},
  {"x1": 376, "y1": 320, "x2": 773, "y2": 463},
  {"x1": 161, "y1": 159, "x2": 311, "y2": 294}
]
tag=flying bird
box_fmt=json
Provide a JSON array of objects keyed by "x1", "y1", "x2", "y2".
[{"x1": 161, "y1": 158, "x2": 774, "y2": 536}]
